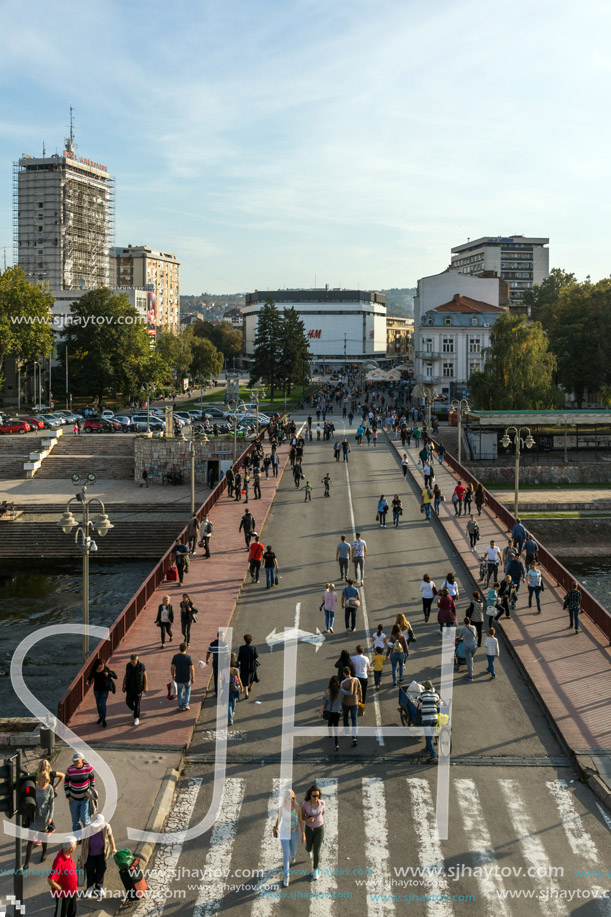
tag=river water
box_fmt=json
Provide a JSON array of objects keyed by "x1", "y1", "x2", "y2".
[
  {"x1": 557, "y1": 557, "x2": 611, "y2": 611},
  {"x1": 0, "y1": 559, "x2": 154, "y2": 718}
]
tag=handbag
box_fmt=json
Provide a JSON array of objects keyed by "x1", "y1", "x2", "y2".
[
  {"x1": 275, "y1": 574, "x2": 279, "y2": 585},
  {"x1": 357, "y1": 702, "x2": 365, "y2": 717},
  {"x1": 322, "y1": 709, "x2": 330, "y2": 721},
  {"x1": 167, "y1": 680, "x2": 177, "y2": 700},
  {"x1": 432, "y1": 586, "x2": 438, "y2": 596}
]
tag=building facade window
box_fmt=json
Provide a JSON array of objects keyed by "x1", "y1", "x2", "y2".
[
  {"x1": 442, "y1": 337, "x2": 454, "y2": 353},
  {"x1": 469, "y1": 337, "x2": 481, "y2": 354},
  {"x1": 442, "y1": 362, "x2": 454, "y2": 378},
  {"x1": 425, "y1": 363, "x2": 433, "y2": 379}
]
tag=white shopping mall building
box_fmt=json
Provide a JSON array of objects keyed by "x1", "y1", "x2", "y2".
[{"x1": 242, "y1": 289, "x2": 388, "y2": 366}]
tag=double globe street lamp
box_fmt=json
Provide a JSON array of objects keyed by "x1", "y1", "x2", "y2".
[
  {"x1": 450, "y1": 398, "x2": 471, "y2": 467},
  {"x1": 57, "y1": 474, "x2": 114, "y2": 661},
  {"x1": 500, "y1": 426, "x2": 535, "y2": 518}
]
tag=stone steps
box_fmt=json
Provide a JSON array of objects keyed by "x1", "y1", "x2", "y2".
[
  {"x1": 35, "y1": 457, "x2": 134, "y2": 480},
  {"x1": 0, "y1": 521, "x2": 185, "y2": 558},
  {"x1": 53, "y1": 434, "x2": 134, "y2": 457}
]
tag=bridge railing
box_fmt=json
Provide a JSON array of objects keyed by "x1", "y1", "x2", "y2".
[
  {"x1": 441, "y1": 447, "x2": 611, "y2": 644},
  {"x1": 57, "y1": 432, "x2": 269, "y2": 723}
]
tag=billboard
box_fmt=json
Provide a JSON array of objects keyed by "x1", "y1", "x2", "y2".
[{"x1": 146, "y1": 292, "x2": 157, "y2": 341}]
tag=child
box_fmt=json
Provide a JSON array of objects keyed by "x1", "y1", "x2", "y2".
[
  {"x1": 486, "y1": 583, "x2": 500, "y2": 631},
  {"x1": 485, "y1": 627, "x2": 500, "y2": 678},
  {"x1": 372, "y1": 646, "x2": 386, "y2": 689},
  {"x1": 302, "y1": 481, "x2": 312, "y2": 502}
]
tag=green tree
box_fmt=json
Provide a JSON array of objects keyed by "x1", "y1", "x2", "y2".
[
  {"x1": 191, "y1": 336, "x2": 224, "y2": 381},
  {"x1": 546, "y1": 278, "x2": 611, "y2": 407},
  {"x1": 277, "y1": 307, "x2": 311, "y2": 395},
  {"x1": 156, "y1": 329, "x2": 193, "y2": 380},
  {"x1": 469, "y1": 311, "x2": 561, "y2": 410},
  {"x1": 0, "y1": 266, "x2": 54, "y2": 388},
  {"x1": 192, "y1": 319, "x2": 243, "y2": 364},
  {"x1": 522, "y1": 268, "x2": 577, "y2": 326},
  {"x1": 62, "y1": 288, "x2": 166, "y2": 403},
  {"x1": 249, "y1": 300, "x2": 282, "y2": 398}
]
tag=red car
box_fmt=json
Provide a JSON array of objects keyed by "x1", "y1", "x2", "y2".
[
  {"x1": 84, "y1": 418, "x2": 122, "y2": 433},
  {"x1": 22, "y1": 416, "x2": 45, "y2": 430},
  {"x1": 0, "y1": 419, "x2": 31, "y2": 434}
]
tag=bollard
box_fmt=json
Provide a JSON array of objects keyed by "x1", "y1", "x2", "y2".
[{"x1": 40, "y1": 723, "x2": 54, "y2": 755}]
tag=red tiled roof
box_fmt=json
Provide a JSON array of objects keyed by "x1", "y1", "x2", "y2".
[{"x1": 435, "y1": 294, "x2": 504, "y2": 314}]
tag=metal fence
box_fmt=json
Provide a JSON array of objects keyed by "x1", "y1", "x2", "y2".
[
  {"x1": 57, "y1": 433, "x2": 267, "y2": 724},
  {"x1": 441, "y1": 447, "x2": 611, "y2": 645}
]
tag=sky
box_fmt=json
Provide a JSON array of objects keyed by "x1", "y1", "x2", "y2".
[{"x1": 0, "y1": 0, "x2": 610, "y2": 294}]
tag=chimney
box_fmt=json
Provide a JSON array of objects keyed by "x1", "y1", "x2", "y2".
[{"x1": 453, "y1": 293, "x2": 460, "y2": 303}]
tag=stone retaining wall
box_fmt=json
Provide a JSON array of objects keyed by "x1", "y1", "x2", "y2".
[
  {"x1": 134, "y1": 436, "x2": 238, "y2": 484},
  {"x1": 472, "y1": 463, "x2": 611, "y2": 485}
]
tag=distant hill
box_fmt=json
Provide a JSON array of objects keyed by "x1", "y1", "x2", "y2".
[
  {"x1": 180, "y1": 289, "x2": 415, "y2": 317},
  {"x1": 381, "y1": 288, "x2": 416, "y2": 318}
]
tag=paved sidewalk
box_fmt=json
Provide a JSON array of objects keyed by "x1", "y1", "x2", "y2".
[
  {"x1": 389, "y1": 434, "x2": 611, "y2": 762},
  {"x1": 65, "y1": 440, "x2": 292, "y2": 748}
]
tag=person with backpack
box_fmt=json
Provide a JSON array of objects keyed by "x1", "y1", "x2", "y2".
[
  {"x1": 386, "y1": 624, "x2": 409, "y2": 686},
  {"x1": 466, "y1": 591, "x2": 485, "y2": 646},
  {"x1": 340, "y1": 667, "x2": 362, "y2": 748},
  {"x1": 342, "y1": 579, "x2": 361, "y2": 632},
  {"x1": 198, "y1": 515, "x2": 213, "y2": 558},
  {"x1": 227, "y1": 653, "x2": 243, "y2": 725}
]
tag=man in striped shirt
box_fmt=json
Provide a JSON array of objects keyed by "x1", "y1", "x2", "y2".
[
  {"x1": 418, "y1": 681, "x2": 441, "y2": 764},
  {"x1": 65, "y1": 752, "x2": 95, "y2": 833}
]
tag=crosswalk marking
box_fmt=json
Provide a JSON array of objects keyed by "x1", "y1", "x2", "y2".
[
  {"x1": 251, "y1": 780, "x2": 283, "y2": 917},
  {"x1": 132, "y1": 778, "x2": 203, "y2": 917},
  {"x1": 405, "y1": 778, "x2": 454, "y2": 917},
  {"x1": 546, "y1": 779, "x2": 601, "y2": 862},
  {"x1": 310, "y1": 777, "x2": 338, "y2": 917},
  {"x1": 498, "y1": 779, "x2": 568, "y2": 917},
  {"x1": 193, "y1": 778, "x2": 245, "y2": 917},
  {"x1": 454, "y1": 778, "x2": 511, "y2": 917},
  {"x1": 362, "y1": 777, "x2": 394, "y2": 915}
]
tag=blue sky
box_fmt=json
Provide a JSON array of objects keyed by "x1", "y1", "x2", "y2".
[{"x1": 1, "y1": 0, "x2": 609, "y2": 294}]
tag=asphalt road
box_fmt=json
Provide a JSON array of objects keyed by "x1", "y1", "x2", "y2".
[{"x1": 101, "y1": 424, "x2": 611, "y2": 916}]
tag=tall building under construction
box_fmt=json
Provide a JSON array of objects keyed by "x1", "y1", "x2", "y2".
[{"x1": 14, "y1": 125, "x2": 114, "y2": 292}]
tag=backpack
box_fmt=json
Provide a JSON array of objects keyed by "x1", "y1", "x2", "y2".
[
  {"x1": 391, "y1": 638, "x2": 404, "y2": 654},
  {"x1": 230, "y1": 669, "x2": 240, "y2": 694}
]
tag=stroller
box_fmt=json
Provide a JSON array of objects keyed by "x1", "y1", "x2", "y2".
[
  {"x1": 398, "y1": 686, "x2": 452, "y2": 756},
  {"x1": 454, "y1": 637, "x2": 467, "y2": 671}
]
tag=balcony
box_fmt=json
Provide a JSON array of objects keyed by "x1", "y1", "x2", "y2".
[{"x1": 415, "y1": 349, "x2": 443, "y2": 360}]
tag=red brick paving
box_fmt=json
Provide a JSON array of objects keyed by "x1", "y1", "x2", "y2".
[
  {"x1": 67, "y1": 442, "x2": 290, "y2": 747},
  {"x1": 394, "y1": 436, "x2": 611, "y2": 755}
]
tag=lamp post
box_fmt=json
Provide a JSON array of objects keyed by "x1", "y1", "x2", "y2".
[
  {"x1": 450, "y1": 398, "x2": 471, "y2": 467},
  {"x1": 181, "y1": 424, "x2": 208, "y2": 515},
  {"x1": 226, "y1": 399, "x2": 240, "y2": 463},
  {"x1": 33, "y1": 361, "x2": 40, "y2": 407},
  {"x1": 500, "y1": 426, "x2": 535, "y2": 518},
  {"x1": 57, "y1": 475, "x2": 114, "y2": 661}
]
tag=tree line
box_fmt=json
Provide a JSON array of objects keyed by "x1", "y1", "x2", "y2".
[{"x1": 248, "y1": 300, "x2": 311, "y2": 399}]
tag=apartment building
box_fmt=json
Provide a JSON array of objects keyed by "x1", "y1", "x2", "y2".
[
  {"x1": 450, "y1": 235, "x2": 549, "y2": 306},
  {"x1": 111, "y1": 245, "x2": 180, "y2": 333}
]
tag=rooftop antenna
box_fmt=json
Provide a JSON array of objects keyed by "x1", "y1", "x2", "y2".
[
  {"x1": 42, "y1": 141, "x2": 46, "y2": 157},
  {"x1": 65, "y1": 105, "x2": 77, "y2": 154}
]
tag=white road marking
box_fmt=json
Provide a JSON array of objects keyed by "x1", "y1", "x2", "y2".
[
  {"x1": 132, "y1": 778, "x2": 202, "y2": 917},
  {"x1": 193, "y1": 778, "x2": 245, "y2": 917},
  {"x1": 343, "y1": 430, "x2": 384, "y2": 746},
  {"x1": 498, "y1": 779, "x2": 568, "y2": 917},
  {"x1": 405, "y1": 778, "x2": 454, "y2": 917},
  {"x1": 310, "y1": 777, "x2": 338, "y2": 917},
  {"x1": 251, "y1": 780, "x2": 283, "y2": 917},
  {"x1": 362, "y1": 777, "x2": 394, "y2": 914},
  {"x1": 546, "y1": 779, "x2": 601, "y2": 861},
  {"x1": 454, "y1": 778, "x2": 511, "y2": 917}
]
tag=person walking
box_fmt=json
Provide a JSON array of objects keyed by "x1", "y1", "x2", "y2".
[
  {"x1": 351, "y1": 645, "x2": 371, "y2": 704},
  {"x1": 341, "y1": 439, "x2": 351, "y2": 462},
  {"x1": 302, "y1": 480, "x2": 313, "y2": 501},
  {"x1": 458, "y1": 616, "x2": 478, "y2": 681},
  {"x1": 233, "y1": 470, "x2": 242, "y2": 500},
  {"x1": 23, "y1": 770, "x2": 54, "y2": 868},
  {"x1": 172, "y1": 539, "x2": 189, "y2": 586},
  {"x1": 199, "y1": 515, "x2": 213, "y2": 558},
  {"x1": 466, "y1": 591, "x2": 485, "y2": 646},
  {"x1": 253, "y1": 467, "x2": 262, "y2": 500},
  {"x1": 273, "y1": 788, "x2": 306, "y2": 887},
  {"x1": 507, "y1": 553, "x2": 526, "y2": 601},
  {"x1": 205, "y1": 631, "x2": 228, "y2": 696},
  {"x1": 122, "y1": 654, "x2": 147, "y2": 727},
  {"x1": 418, "y1": 681, "x2": 441, "y2": 764},
  {"x1": 441, "y1": 571, "x2": 459, "y2": 602},
  {"x1": 333, "y1": 440, "x2": 341, "y2": 461},
  {"x1": 452, "y1": 481, "x2": 466, "y2": 515},
  {"x1": 336, "y1": 535, "x2": 350, "y2": 581},
  {"x1": 527, "y1": 562, "x2": 544, "y2": 613},
  {"x1": 342, "y1": 578, "x2": 361, "y2": 632},
  {"x1": 180, "y1": 593, "x2": 197, "y2": 645},
  {"x1": 80, "y1": 813, "x2": 117, "y2": 899},
  {"x1": 86, "y1": 659, "x2": 117, "y2": 728},
  {"x1": 139, "y1": 468, "x2": 149, "y2": 488},
  {"x1": 340, "y1": 668, "x2": 362, "y2": 748},
  {"x1": 321, "y1": 473, "x2": 333, "y2": 497},
  {"x1": 186, "y1": 514, "x2": 200, "y2": 554},
  {"x1": 237, "y1": 634, "x2": 259, "y2": 699},
  {"x1": 171, "y1": 642, "x2": 194, "y2": 712},
  {"x1": 350, "y1": 533, "x2": 367, "y2": 585},
  {"x1": 391, "y1": 494, "x2": 403, "y2": 527},
  {"x1": 485, "y1": 627, "x2": 500, "y2": 678},
  {"x1": 377, "y1": 495, "x2": 389, "y2": 527},
  {"x1": 227, "y1": 652, "x2": 243, "y2": 725},
  {"x1": 474, "y1": 482, "x2": 485, "y2": 516},
  {"x1": 225, "y1": 467, "x2": 235, "y2": 498},
  {"x1": 36, "y1": 758, "x2": 65, "y2": 795},
  {"x1": 466, "y1": 514, "x2": 479, "y2": 550},
  {"x1": 48, "y1": 837, "x2": 79, "y2": 917},
  {"x1": 334, "y1": 649, "x2": 355, "y2": 678},
  {"x1": 64, "y1": 752, "x2": 95, "y2": 834},
  {"x1": 320, "y1": 677, "x2": 342, "y2": 751},
  {"x1": 423, "y1": 460, "x2": 433, "y2": 488},
  {"x1": 248, "y1": 535, "x2": 265, "y2": 583},
  {"x1": 563, "y1": 581, "x2": 582, "y2": 633},
  {"x1": 437, "y1": 588, "x2": 457, "y2": 634},
  {"x1": 485, "y1": 540, "x2": 502, "y2": 586},
  {"x1": 496, "y1": 574, "x2": 513, "y2": 620},
  {"x1": 239, "y1": 509, "x2": 256, "y2": 549},
  {"x1": 321, "y1": 583, "x2": 338, "y2": 633},
  {"x1": 155, "y1": 596, "x2": 174, "y2": 648},
  {"x1": 464, "y1": 483, "x2": 473, "y2": 515},
  {"x1": 401, "y1": 454, "x2": 409, "y2": 477},
  {"x1": 386, "y1": 625, "x2": 409, "y2": 686},
  {"x1": 420, "y1": 573, "x2": 437, "y2": 623},
  {"x1": 512, "y1": 518, "x2": 527, "y2": 555},
  {"x1": 437, "y1": 443, "x2": 446, "y2": 464},
  {"x1": 263, "y1": 544, "x2": 278, "y2": 588},
  {"x1": 302, "y1": 784, "x2": 326, "y2": 880},
  {"x1": 421, "y1": 484, "x2": 433, "y2": 520},
  {"x1": 433, "y1": 483, "x2": 443, "y2": 515}
]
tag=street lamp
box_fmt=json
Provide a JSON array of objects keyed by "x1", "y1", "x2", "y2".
[
  {"x1": 450, "y1": 398, "x2": 471, "y2": 466},
  {"x1": 57, "y1": 475, "x2": 114, "y2": 661},
  {"x1": 180, "y1": 426, "x2": 208, "y2": 515},
  {"x1": 500, "y1": 426, "x2": 535, "y2": 517},
  {"x1": 249, "y1": 386, "x2": 265, "y2": 436},
  {"x1": 226, "y1": 399, "x2": 240, "y2": 463}
]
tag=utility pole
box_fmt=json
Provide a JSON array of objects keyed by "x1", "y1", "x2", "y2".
[{"x1": 65, "y1": 344, "x2": 69, "y2": 409}]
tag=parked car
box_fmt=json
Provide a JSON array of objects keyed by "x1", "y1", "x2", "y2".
[
  {"x1": 83, "y1": 417, "x2": 123, "y2": 433},
  {"x1": 0, "y1": 419, "x2": 31, "y2": 434},
  {"x1": 101, "y1": 410, "x2": 115, "y2": 420},
  {"x1": 48, "y1": 413, "x2": 71, "y2": 425},
  {"x1": 113, "y1": 415, "x2": 133, "y2": 431},
  {"x1": 38, "y1": 414, "x2": 62, "y2": 430},
  {"x1": 32, "y1": 404, "x2": 50, "y2": 413},
  {"x1": 174, "y1": 412, "x2": 194, "y2": 423},
  {"x1": 204, "y1": 407, "x2": 228, "y2": 419},
  {"x1": 22, "y1": 416, "x2": 45, "y2": 430},
  {"x1": 55, "y1": 411, "x2": 80, "y2": 424},
  {"x1": 129, "y1": 414, "x2": 165, "y2": 433}
]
